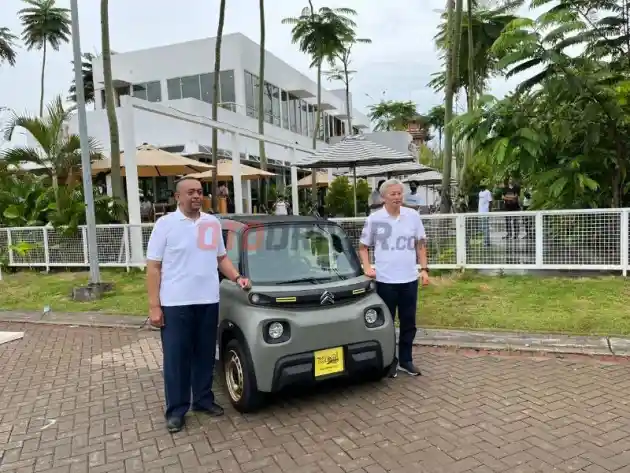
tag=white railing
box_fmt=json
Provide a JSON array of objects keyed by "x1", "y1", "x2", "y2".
[{"x1": 1, "y1": 208, "x2": 628, "y2": 275}]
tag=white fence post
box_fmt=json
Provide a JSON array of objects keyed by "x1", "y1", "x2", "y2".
[
  {"x1": 535, "y1": 212, "x2": 544, "y2": 268},
  {"x1": 6, "y1": 229, "x2": 13, "y2": 266},
  {"x1": 123, "y1": 225, "x2": 131, "y2": 272},
  {"x1": 42, "y1": 227, "x2": 50, "y2": 273},
  {"x1": 622, "y1": 209, "x2": 628, "y2": 277},
  {"x1": 81, "y1": 226, "x2": 88, "y2": 265},
  {"x1": 455, "y1": 214, "x2": 467, "y2": 268}
]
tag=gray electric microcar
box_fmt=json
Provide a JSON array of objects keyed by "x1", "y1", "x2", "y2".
[{"x1": 217, "y1": 215, "x2": 397, "y2": 413}]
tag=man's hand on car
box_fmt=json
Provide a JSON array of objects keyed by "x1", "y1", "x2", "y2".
[{"x1": 364, "y1": 267, "x2": 376, "y2": 279}]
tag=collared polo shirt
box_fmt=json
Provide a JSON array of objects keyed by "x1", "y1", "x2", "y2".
[
  {"x1": 360, "y1": 207, "x2": 427, "y2": 284},
  {"x1": 404, "y1": 192, "x2": 423, "y2": 207},
  {"x1": 146, "y1": 209, "x2": 226, "y2": 306}
]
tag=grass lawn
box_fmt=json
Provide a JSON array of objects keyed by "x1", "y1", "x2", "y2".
[{"x1": 1, "y1": 270, "x2": 630, "y2": 336}]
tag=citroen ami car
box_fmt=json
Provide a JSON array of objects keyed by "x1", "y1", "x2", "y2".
[{"x1": 217, "y1": 215, "x2": 397, "y2": 413}]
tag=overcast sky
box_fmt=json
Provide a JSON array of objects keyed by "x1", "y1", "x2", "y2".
[{"x1": 0, "y1": 0, "x2": 534, "y2": 138}]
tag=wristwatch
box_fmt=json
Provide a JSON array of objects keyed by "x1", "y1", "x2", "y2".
[
  {"x1": 420, "y1": 268, "x2": 429, "y2": 273},
  {"x1": 234, "y1": 275, "x2": 242, "y2": 283}
]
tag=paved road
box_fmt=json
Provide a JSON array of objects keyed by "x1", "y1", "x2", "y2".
[{"x1": 2, "y1": 323, "x2": 630, "y2": 473}]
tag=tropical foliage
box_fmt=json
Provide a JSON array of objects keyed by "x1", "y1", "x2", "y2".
[
  {"x1": 68, "y1": 52, "x2": 95, "y2": 104},
  {"x1": 0, "y1": 27, "x2": 18, "y2": 67},
  {"x1": 325, "y1": 176, "x2": 370, "y2": 217},
  {"x1": 454, "y1": 0, "x2": 630, "y2": 209},
  {"x1": 367, "y1": 100, "x2": 419, "y2": 132},
  {"x1": 1, "y1": 96, "x2": 103, "y2": 204}
]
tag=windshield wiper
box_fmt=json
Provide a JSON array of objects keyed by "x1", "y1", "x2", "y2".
[{"x1": 274, "y1": 277, "x2": 332, "y2": 285}]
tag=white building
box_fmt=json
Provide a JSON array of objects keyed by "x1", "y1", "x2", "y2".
[{"x1": 67, "y1": 33, "x2": 372, "y2": 208}]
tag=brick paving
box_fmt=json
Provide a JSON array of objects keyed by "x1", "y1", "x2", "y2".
[{"x1": 2, "y1": 324, "x2": 630, "y2": 472}]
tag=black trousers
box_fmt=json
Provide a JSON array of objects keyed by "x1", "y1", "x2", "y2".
[
  {"x1": 160, "y1": 303, "x2": 218, "y2": 418},
  {"x1": 505, "y1": 212, "x2": 520, "y2": 237},
  {"x1": 376, "y1": 280, "x2": 419, "y2": 363}
]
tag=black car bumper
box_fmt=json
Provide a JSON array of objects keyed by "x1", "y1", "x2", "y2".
[{"x1": 270, "y1": 340, "x2": 385, "y2": 392}]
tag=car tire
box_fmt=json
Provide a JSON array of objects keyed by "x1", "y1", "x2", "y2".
[{"x1": 223, "y1": 338, "x2": 264, "y2": 413}]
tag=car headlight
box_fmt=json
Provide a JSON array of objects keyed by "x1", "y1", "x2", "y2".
[
  {"x1": 364, "y1": 309, "x2": 378, "y2": 325},
  {"x1": 367, "y1": 280, "x2": 376, "y2": 292},
  {"x1": 268, "y1": 322, "x2": 284, "y2": 339},
  {"x1": 250, "y1": 293, "x2": 261, "y2": 304}
]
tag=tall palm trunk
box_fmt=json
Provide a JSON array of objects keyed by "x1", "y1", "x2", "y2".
[
  {"x1": 460, "y1": 0, "x2": 475, "y2": 189},
  {"x1": 311, "y1": 62, "x2": 322, "y2": 206},
  {"x1": 101, "y1": 0, "x2": 123, "y2": 207},
  {"x1": 343, "y1": 65, "x2": 352, "y2": 135},
  {"x1": 211, "y1": 0, "x2": 226, "y2": 212},
  {"x1": 39, "y1": 42, "x2": 47, "y2": 117},
  {"x1": 440, "y1": 0, "x2": 463, "y2": 214},
  {"x1": 258, "y1": 0, "x2": 268, "y2": 210}
]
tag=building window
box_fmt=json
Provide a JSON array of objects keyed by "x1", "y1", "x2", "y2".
[
  {"x1": 289, "y1": 94, "x2": 299, "y2": 133},
  {"x1": 281, "y1": 91, "x2": 289, "y2": 130},
  {"x1": 100, "y1": 85, "x2": 130, "y2": 108},
  {"x1": 308, "y1": 104, "x2": 315, "y2": 137},
  {"x1": 263, "y1": 81, "x2": 273, "y2": 124},
  {"x1": 181, "y1": 75, "x2": 201, "y2": 100},
  {"x1": 220, "y1": 70, "x2": 236, "y2": 107},
  {"x1": 200, "y1": 72, "x2": 214, "y2": 103},
  {"x1": 300, "y1": 100, "x2": 308, "y2": 136},
  {"x1": 167, "y1": 78, "x2": 181, "y2": 100},
  {"x1": 245, "y1": 71, "x2": 256, "y2": 117},
  {"x1": 271, "y1": 85, "x2": 280, "y2": 127},
  {"x1": 131, "y1": 81, "x2": 162, "y2": 102}
]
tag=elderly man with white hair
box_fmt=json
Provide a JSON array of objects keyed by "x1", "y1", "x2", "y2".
[{"x1": 358, "y1": 178, "x2": 429, "y2": 376}]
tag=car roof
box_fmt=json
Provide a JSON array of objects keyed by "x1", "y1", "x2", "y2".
[{"x1": 220, "y1": 215, "x2": 330, "y2": 226}]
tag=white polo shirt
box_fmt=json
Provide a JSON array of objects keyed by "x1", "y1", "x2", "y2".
[
  {"x1": 360, "y1": 207, "x2": 427, "y2": 284},
  {"x1": 146, "y1": 209, "x2": 226, "y2": 306},
  {"x1": 478, "y1": 189, "x2": 492, "y2": 213},
  {"x1": 404, "y1": 192, "x2": 423, "y2": 207}
]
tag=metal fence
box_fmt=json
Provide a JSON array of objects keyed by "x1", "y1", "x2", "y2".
[{"x1": 1, "y1": 208, "x2": 629, "y2": 275}]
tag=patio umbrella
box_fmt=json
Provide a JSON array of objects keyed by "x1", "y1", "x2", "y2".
[
  {"x1": 90, "y1": 144, "x2": 214, "y2": 177},
  {"x1": 295, "y1": 135, "x2": 415, "y2": 216},
  {"x1": 343, "y1": 161, "x2": 434, "y2": 179},
  {"x1": 187, "y1": 159, "x2": 276, "y2": 181},
  {"x1": 296, "y1": 171, "x2": 331, "y2": 189},
  {"x1": 402, "y1": 171, "x2": 452, "y2": 186}
]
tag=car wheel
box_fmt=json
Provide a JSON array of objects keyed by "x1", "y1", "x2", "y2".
[{"x1": 223, "y1": 338, "x2": 264, "y2": 413}]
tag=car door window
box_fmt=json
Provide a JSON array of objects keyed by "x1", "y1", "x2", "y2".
[{"x1": 223, "y1": 230, "x2": 240, "y2": 265}]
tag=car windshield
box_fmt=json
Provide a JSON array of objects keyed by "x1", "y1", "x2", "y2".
[{"x1": 244, "y1": 223, "x2": 362, "y2": 285}]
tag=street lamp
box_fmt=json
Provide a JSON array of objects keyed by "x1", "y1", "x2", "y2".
[{"x1": 70, "y1": 0, "x2": 101, "y2": 285}]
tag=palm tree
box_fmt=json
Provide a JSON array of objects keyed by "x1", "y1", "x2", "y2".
[
  {"x1": 1, "y1": 95, "x2": 103, "y2": 205},
  {"x1": 0, "y1": 27, "x2": 18, "y2": 67},
  {"x1": 324, "y1": 36, "x2": 372, "y2": 135},
  {"x1": 18, "y1": 0, "x2": 71, "y2": 117},
  {"x1": 427, "y1": 105, "x2": 446, "y2": 151},
  {"x1": 211, "y1": 0, "x2": 227, "y2": 211},
  {"x1": 258, "y1": 0, "x2": 269, "y2": 208},
  {"x1": 100, "y1": 0, "x2": 123, "y2": 206},
  {"x1": 282, "y1": 3, "x2": 357, "y2": 205},
  {"x1": 367, "y1": 100, "x2": 417, "y2": 131},
  {"x1": 68, "y1": 52, "x2": 94, "y2": 104},
  {"x1": 441, "y1": 0, "x2": 464, "y2": 213}
]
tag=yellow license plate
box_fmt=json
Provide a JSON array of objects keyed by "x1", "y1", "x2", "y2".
[{"x1": 314, "y1": 347, "x2": 344, "y2": 378}]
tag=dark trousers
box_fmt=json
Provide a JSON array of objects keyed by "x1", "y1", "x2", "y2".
[
  {"x1": 505, "y1": 213, "x2": 520, "y2": 237},
  {"x1": 376, "y1": 280, "x2": 419, "y2": 363},
  {"x1": 160, "y1": 303, "x2": 218, "y2": 418}
]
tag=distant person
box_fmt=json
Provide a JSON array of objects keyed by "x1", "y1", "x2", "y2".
[
  {"x1": 274, "y1": 196, "x2": 289, "y2": 215},
  {"x1": 522, "y1": 188, "x2": 533, "y2": 239},
  {"x1": 403, "y1": 181, "x2": 423, "y2": 210},
  {"x1": 368, "y1": 180, "x2": 386, "y2": 214},
  {"x1": 478, "y1": 183, "x2": 493, "y2": 247},
  {"x1": 502, "y1": 177, "x2": 521, "y2": 239}
]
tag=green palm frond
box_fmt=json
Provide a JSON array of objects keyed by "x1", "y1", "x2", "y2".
[{"x1": 18, "y1": 0, "x2": 71, "y2": 52}]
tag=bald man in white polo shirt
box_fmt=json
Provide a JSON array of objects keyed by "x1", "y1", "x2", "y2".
[
  {"x1": 146, "y1": 177, "x2": 250, "y2": 433},
  {"x1": 359, "y1": 178, "x2": 429, "y2": 376}
]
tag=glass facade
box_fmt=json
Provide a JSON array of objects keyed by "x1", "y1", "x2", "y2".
[
  {"x1": 166, "y1": 70, "x2": 236, "y2": 107},
  {"x1": 243, "y1": 70, "x2": 347, "y2": 142}
]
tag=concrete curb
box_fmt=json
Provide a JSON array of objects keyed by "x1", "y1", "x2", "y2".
[{"x1": 1, "y1": 311, "x2": 629, "y2": 357}]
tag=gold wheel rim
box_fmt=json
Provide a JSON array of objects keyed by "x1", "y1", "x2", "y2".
[{"x1": 225, "y1": 349, "x2": 244, "y2": 402}]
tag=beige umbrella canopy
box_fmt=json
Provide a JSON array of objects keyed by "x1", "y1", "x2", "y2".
[
  {"x1": 90, "y1": 144, "x2": 214, "y2": 177},
  {"x1": 187, "y1": 159, "x2": 276, "y2": 181},
  {"x1": 297, "y1": 171, "x2": 331, "y2": 189}
]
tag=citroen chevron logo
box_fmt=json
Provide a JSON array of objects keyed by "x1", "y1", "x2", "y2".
[{"x1": 320, "y1": 290, "x2": 335, "y2": 305}]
